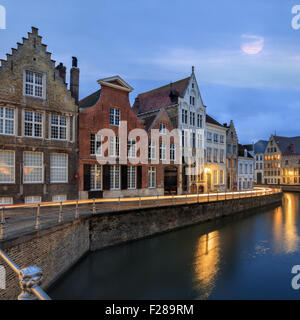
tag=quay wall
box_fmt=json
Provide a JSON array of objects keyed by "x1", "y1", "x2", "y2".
[{"x1": 0, "y1": 192, "x2": 282, "y2": 299}]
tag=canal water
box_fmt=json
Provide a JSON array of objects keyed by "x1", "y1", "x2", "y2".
[{"x1": 49, "y1": 193, "x2": 300, "y2": 300}]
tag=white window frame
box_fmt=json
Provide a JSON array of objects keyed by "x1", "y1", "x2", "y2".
[
  {"x1": 148, "y1": 166, "x2": 156, "y2": 189},
  {"x1": 109, "y1": 108, "x2": 120, "y2": 126},
  {"x1": 24, "y1": 110, "x2": 43, "y2": 138},
  {"x1": 52, "y1": 195, "x2": 67, "y2": 202},
  {"x1": 25, "y1": 196, "x2": 42, "y2": 204},
  {"x1": 159, "y1": 123, "x2": 166, "y2": 135},
  {"x1": 0, "y1": 197, "x2": 13, "y2": 205},
  {"x1": 127, "y1": 166, "x2": 136, "y2": 190},
  {"x1": 90, "y1": 165, "x2": 102, "y2": 191},
  {"x1": 50, "y1": 114, "x2": 67, "y2": 141},
  {"x1": 0, "y1": 107, "x2": 15, "y2": 136},
  {"x1": 110, "y1": 165, "x2": 120, "y2": 190},
  {"x1": 50, "y1": 153, "x2": 68, "y2": 183},
  {"x1": 110, "y1": 136, "x2": 119, "y2": 157},
  {"x1": 23, "y1": 70, "x2": 46, "y2": 99},
  {"x1": 160, "y1": 142, "x2": 166, "y2": 161},
  {"x1": 0, "y1": 150, "x2": 15, "y2": 184},
  {"x1": 127, "y1": 139, "x2": 136, "y2": 159},
  {"x1": 170, "y1": 144, "x2": 175, "y2": 161},
  {"x1": 149, "y1": 141, "x2": 156, "y2": 160},
  {"x1": 90, "y1": 134, "x2": 102, "y2": 156},
  {"x1": 23, "y1": 152, "x2": 43, "y2": 184}
]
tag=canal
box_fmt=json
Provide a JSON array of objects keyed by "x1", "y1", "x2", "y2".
[{"x1": 48, "y1": 192, "x2": 300, "y2": 300}]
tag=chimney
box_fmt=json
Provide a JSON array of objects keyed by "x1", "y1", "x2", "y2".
[
  {"x1": 56, "y1": 63, "x2": 66, "y2": 83},
  {"x1": 70, "y1": 57, "x2": 79, "y2": 105}
]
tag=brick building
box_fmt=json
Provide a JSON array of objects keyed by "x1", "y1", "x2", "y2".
[
  {"x1": 138, "y1": 107, "x2": 180, "y2": 194},
  {"x1": 224, "y1": 120, "x2": 239, "y2": 190},
  {"x1": 133, "y1": 67, "x2": 206, "y2": 194},
  {"x1": 0, "y1": 27, "x2": 78, "y2": 204},
  {"x1": 79, "y1": 75, "x2": 168, "y2": 198}
]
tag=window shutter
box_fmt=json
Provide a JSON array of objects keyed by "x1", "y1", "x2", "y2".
[
  {"x1": 83, "y1": 164, "x2": 91, "y2": 191},
  {"x1": 121, "y1": 165, "x2": 128, "y2": 190},
  {"x1": 137, "y1": 166, "x2": 142, "y2": 189},
  {"x1": 103, "y1": 165, "x2": 110, "y2": 190}
]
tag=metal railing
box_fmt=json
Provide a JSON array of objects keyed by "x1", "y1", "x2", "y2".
[
  {"x1": 0, "y1": 249, "x2": 51, "y2": 300},
  {"x1": 0, "y1": 187, "x2": 281, "y2": 241}
]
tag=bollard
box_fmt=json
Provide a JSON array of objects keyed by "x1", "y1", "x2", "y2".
[
  {"x1": 35, "y1": 204, "x2": 40, "y2": 230},
  {"x1": 75, "y1": 200, "x2": 79, "y2": 219},
  {"x1": 93, "y1": 199, "x2": 96, "y2": 214},
  {"x1": 58, "y1": 201, "x2": 63, "y2": 223},
  {"x1": 0, "y1": 206, "x2": 6, "y2": 240}
]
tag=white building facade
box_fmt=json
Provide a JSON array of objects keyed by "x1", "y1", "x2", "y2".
[
  {"x1": 205, "y1": 116, "x2": 227, "y2": 192},
  {"x1": 238, "y1": 149, "x2": 255, "y2": 190}
]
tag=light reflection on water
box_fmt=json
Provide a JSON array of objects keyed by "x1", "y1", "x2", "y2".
[{"x1": 49, "y1": 193, "x2": 300, "y2": 300}]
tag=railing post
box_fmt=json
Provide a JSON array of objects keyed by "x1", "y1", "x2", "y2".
[
  {"x1": 93, "y1": 198, "x2": 96, "y2": 214},
  {"x1": 58, "y1": 201, "x2": 63, "y2": 223},
  {"x1": 35, "y1": 204, "x2": 40, "y2": 230},
  {"x1": 75, "y1": 200, "x2": 79, "y2": 219},
  {"x1": 0, "y1": 206, "x2": 6, "y2": 240}
]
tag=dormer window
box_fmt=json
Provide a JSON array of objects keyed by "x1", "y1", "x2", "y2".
[
  {"x1": 190, "y1": 96, "x2": 195, "y2": 106},
  {"x1": 159, "y1": 123, "x2": 166, "y2": 134},
  {"x1": 110, "y1": 108, "x2": 120, "y2": 126},
  {"x1": 24, "y1": 70, "x2": 45, "y2": 98}
]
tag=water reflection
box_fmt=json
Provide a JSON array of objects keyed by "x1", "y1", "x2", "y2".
[
  {"x1": 193, "y1": 231, "x2": 220, "y2": 299},
  {"x1": 273, "y1": 193, "x2": 299, "y2": 254}
]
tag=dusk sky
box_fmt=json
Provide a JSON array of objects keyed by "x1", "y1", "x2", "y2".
[{"x1": 1, "y1": 0, "x2": 300, "y2": 143}]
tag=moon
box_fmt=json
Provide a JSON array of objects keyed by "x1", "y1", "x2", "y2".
[{"x1": 241, "y1": 35, "x2": 264, "y2": 55}]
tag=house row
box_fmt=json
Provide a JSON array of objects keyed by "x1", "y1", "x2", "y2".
[{"x1": 0, "y1": 28, "x2": 255, "y2": 204}]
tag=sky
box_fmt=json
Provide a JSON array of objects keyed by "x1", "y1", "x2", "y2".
[{"x1": 0, "y1": 0, "x2": 300, "y2": 144}]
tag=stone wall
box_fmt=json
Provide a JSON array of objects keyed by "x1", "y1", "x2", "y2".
[
  {"x1": 0, "y1": 192, "x2": 282, "y2": 299},
  {"x1": 0, "y1": 219, "x2": 89, "y2": 300}
]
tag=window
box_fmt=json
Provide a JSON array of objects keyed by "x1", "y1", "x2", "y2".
[
  {"x1": 170, "y1": 144, "x2": 175, "y2": 161},
  {"x1": 50, "y1": 154, "x2": 68, "y2": 183},
  {"x1": 24, "y1": 111, "x2": 42, "y2": 138},
  {"x1": 0, "y1": 107, "x2": 14, "y2": 135},
  {"x1": 0, "y1": 151, "x2": 15, "y2": 183},
  {"x1": 0, "y1": 197, "x2": 13, "y2": 205},
  {"x1": 25, "y1": 196, "x2": 41, "y2": 204},
  {"x1": 90, "y1": 165, "x2": 102, "y2": 190},
  {"x1": 52, "y1": 195, "x2": 67, "y2": 202},
  {"x1": 227, "y1": 144, "x2": 231, "y2": 154},
  {"x1": 207, "y1": 148, "x2": 212, "y2": 162},
  {"x1": 149, "y1": 141, "x2": 156, "y2": 160},
  {"x1": 110, "y1": 136, "x2": 119, "y2": 157},
  {"x1": 160, "y1": 143, "x2": 166, "y2": 160},
  {"x1": 109, "y1": 108, "x2": 120, "y2": 126},
  {"x1": 159, "y1": 123, "x2": 166, "y2": 134},
  {"x1": 213, "y1": 134, "x2": 218, "y2": 143},
  {"x1": 190, "y1": 112, "x2": 195, "y2": 126},
  {"x1": 220, "y1": 170, "x2": 224, "y2": 184},
  {"x1": 197, "y1": 114, "x2": 203, "y2": 128},
  {"x1": 197, "y1": 133, "x2": 202, "y2": 149},
  {"x1": 190, "y1": 96, "x2": 195, "y2": 106},
  {"x1": 232, "y1": 145, "x2": 237, "y2": 155},
  {"x1": 24, "y1": 71, "x2": 44, "y2": 98},
  {"x1": 239, "y1": 163, "x2": 242, "y2": 174},
  {"x1": 51, "y1": 115, "x2": 67, "y2": 140},
  {"x1": 23, "y1": 152, "x2": 43, "y2": 183},
  {"x1": 220, "y1": 150, "x2": 224, "y2": 163},
  {"x1": 148, "y1": 167, "x2": 156, "y2": 188},
  {"x1": 213, "y1": 149, "x2": 218, "y2": 163},
  {"x1": 192, "y1": 132, "x2": 196, "y2": 149},
  {"x1": 182, "y1": 109, "x2": 188, "y2": 124},
  {"x1": 220, "y1": 135, "x2": 224, "y2": 144},
  {"x1": 127, "y1": 139, "x2": 136, "y2": 158},
  {"x1": 213, "y1": 170, "x2": 218, "y2": 184},
  {"x1": 207, "y1": 132, "x2": 212, "y2": 142},
  {"x1": 110, "y1": 165, "x2": 120, "y2": 190},
  {"x1": 128, "y1": 166, "x2": 136, "y2": 189},
  {"x1": 90, "y1": 134, "x2": 102, "y2": 155}
]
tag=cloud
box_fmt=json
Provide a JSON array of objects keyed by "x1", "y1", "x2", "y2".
[{"x1": 241, "y1": 34, "x2": 264, "y2": 55}]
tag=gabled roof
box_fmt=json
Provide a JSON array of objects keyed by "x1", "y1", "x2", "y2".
[
  {"x1": 238, "y1": 144, "x2": 254, "y2": 158},
  {"x1": 79, "y1": 89, "x2": 101, "y2": 109},
  {"x1": 206, "y1": 114, "x2": 224, "y2": 128},
  {"x1": 132, "y1": 77, "x2": 191, "y2": 115},
  {"x1": 273, "y1": 136, "x2": 300, "y2": 155}
]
